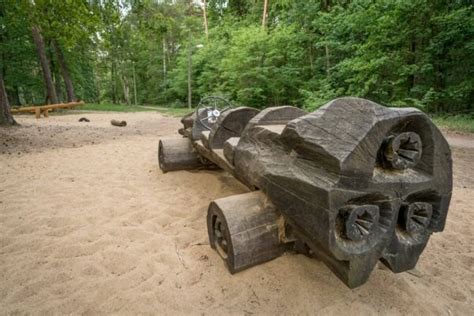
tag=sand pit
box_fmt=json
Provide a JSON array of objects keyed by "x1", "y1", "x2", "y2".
[{"x1": 1, "y1": 111, "x2": 473, "y2": 314}]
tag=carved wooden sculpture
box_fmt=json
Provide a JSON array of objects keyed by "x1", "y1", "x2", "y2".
[{"x1": 158, "y1": 97, "x2": 452, "y2": 288}]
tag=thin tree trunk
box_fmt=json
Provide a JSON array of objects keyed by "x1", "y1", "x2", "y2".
[
  {"x1": 187, "y1": 42, "x2": 192, "y2": 109},
  {"x1": 0, "y1": 73, "x2": 17, "y2": 125},
  {"x1": 111, "y1": 61, "x2": 117, "y2": 104},
  {"x1": 308, "y1": 44, "x2": 314, "y2": 76},
  {"x1": 53, "y1": 40, "x2": 75, "y2": 102},
  {"x1": 7, "y1": 85, "x2": 21, "y2": 106},
  {"x1": 325, "y1": 45, "x2": 330, "y2": 76},
  {"x1": 202, "y1": 0, "x2": 209, "y2": 40},
  {"x1": 132, "y1": 63, "x2": 137, "y2": 106},
  {"x1": 163, "y1": 37, "x2": 167, "y2": 102},
  {"x1": 262, "y1": 0, "x2": 269, "y2": 29},
  {"x1": 31, "y1": 26, "x2": 58, "y2": 104},
  {"x1": 54, "y1": 71, "x2": 62, "y2": 103},
  {"x1": 323, "y1": 0, "x2": 331, "y2": 76},
  {"x1": 121, "y1": 75, "x2": 130, "y2": 105}
]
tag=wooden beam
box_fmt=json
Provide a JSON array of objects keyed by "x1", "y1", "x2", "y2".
[{"x1": 11, "y1": 101, "x2": 85, "y2": 115}]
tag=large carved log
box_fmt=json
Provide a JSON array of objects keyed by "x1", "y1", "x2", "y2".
[
  {"x1": 233, "y1": 97, "x2": 452, "y2": 288},
  {"x1": 159, "y1": 98, "x2": 452, "y2": 288}
]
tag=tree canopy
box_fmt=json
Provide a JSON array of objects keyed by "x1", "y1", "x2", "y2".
[{"x1": 0, "y1": 0, "x2": 472, "y2": 117}]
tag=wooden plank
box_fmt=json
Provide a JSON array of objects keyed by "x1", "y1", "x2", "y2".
[
  {"x1": 11, "y1": 101, "x2": 85, "y2": 115},
  {"x1": 194, "y1": 140, "x2": 234, "y2": 174}
]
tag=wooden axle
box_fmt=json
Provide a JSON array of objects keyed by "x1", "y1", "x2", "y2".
[{"x1": 207, "y1": 191, "x2": 287, "y2": 273}]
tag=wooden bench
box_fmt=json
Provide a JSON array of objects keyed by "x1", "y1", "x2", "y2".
[{"x1": 11, "y1": 101, "x2": 85, "y2": 118}]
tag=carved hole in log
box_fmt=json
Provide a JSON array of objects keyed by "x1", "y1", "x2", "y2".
[
  {"x1": 211, "y1": 215, "x2": 229, "y2": 260},
  {"x1": 339, "y1": 205, "x2": 380, "y2": 241},
  {"x1": 158, "y1": 140, "x2": 164, "y2": 171},
  {"x1": 335, "y1": 193, "x2": 395, "y2": 254},
  {"x1": 395, "y1": 190, "x2": 445, "y2": 239},
  {"x1": 379, "y1": 132, "x2": 422, "y2": 170},
  {"x1": 399, "y1": 202, "x2": 433, "y2": 235}
]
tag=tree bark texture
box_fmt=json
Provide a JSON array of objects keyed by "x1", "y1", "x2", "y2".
[
  {"x1": 0, "y1": 73, "x2": 17, "y2": 125},
  {"x1": 31, "y1": 26, "x2": 58, "y2": 104},
  {"x1": 53, "y1": 40, "x2": 76, "y2": 102}
]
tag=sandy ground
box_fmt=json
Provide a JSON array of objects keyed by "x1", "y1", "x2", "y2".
[{"x1": 0, "y1": 111, "x2": 472, "y2": 315}]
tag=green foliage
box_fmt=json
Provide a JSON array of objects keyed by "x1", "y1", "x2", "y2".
[
  {"x1": 432, "y1": 114, "x2": 474, "y2": 134},
  {"x1": 0, "y1": 0, "x2": 472, "y2": 118},
  {"x1": 80, "y1": 103, "x2": 154, "y2": 112}
]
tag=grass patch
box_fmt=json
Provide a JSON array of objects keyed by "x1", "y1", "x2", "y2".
[
  {"x1": 432, "y1": 114, "x2": 474, "y2": 134},
  {"x1": 152, "y1": 107, "x2": 193, "y2": 117},
  {"x1": 81, "y1": 103, "x2": 153, "y2": 112},
  {"x1": 80, "y1": 103, "x2": 192, "y2": 117}
]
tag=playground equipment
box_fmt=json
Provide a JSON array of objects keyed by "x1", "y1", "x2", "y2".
[
  {"x1": 11, "y1": 101, "x2": 85, "y2": 118},
  {"x1": 158, "y1": 97, "x2": 452, "y2": 288}
]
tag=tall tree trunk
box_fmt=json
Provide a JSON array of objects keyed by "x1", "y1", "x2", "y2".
[
  {"x1": 322, "y1": 0, "x2": 331, "y2": 76},
  {"x1": 0, "y1": 73, "x2": 17, "y2": 125},
  {"x1": 111, "y1": 61, "x2": 117, "y2": 104},
  {"x1": 325, "y1": 45, "x2": 331, "y2": 76},
  {"x1": 121, "y1": 75, "x2": 130, "y2": 105},
  {"x1": 202, "y1": 0, "x2": 209, "y2": 40},
  {"x1": 31, "y1": 26, "x2": 58, "y2": 104},
  {"x1": 7, "y1": 85, "x2": 21, "y2": 106},
  {"x1": 162, "y1": 37, "x2": 167, "y2": 102},
  {"x1": 262, "y1": 0, "x2": 269, "y2": 29},
  {"x1": 53, "y1": 40, "x2": 76, "y2": 102},
  {"x1": 132, "y1": 63, "x2": 138, "y2": 106},
  {"x1": 308, "y1": 44, "x2": 314, "y2": 76},
  {"x1": 187, "y1": 42, "x2": 192, "y2": 109},
  {"x1": 54, "y1": 71, "x2": 63, "y2": 103}
]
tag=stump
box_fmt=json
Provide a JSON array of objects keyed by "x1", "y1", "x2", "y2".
[
  {"x1": 207, "y1": 191, "x2": 286, "y2": 273},
  {"x1": 158, "y1": 138, "x2": 210, "y2": 172}
]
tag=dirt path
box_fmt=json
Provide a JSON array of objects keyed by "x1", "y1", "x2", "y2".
[
  {"x1": 445, "y1": 132, "x2": 474, "y2": 149},
  {"x1": 1, "y1": 112, "x2": 473, "y2": 314}
]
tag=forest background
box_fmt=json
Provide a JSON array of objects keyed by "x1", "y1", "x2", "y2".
[{"x1": 0, "y1": 0, "x2": 472, "y2": 121}]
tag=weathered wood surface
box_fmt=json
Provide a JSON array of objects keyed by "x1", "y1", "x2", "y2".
[
  {"x1": 244, "y1": 105, "x2": 307, "y2": 132},
  {"x1": 190, "y1": 109, "x2": 212, "y2": 140},
  {"x1": 11, "y1": 101, "x2": 85, "y2": 117},
  {"x1": 158, "y1": 138, "x2": 212, "y2": 173},
  {"x1": 159, "y1": 99, "x2": 452, "y2": 288},
  {"x1": 207, "y1": 191, "x2": 286, "y2": 273},
  {"x1": 233, "y1": 97, "x2": 452, "y2": 288},
  {"x1": 223, "y1": 137, "x2": 240, "y2": 165},
  {"x1": 193, "y1": 140, "x2": 235, "y2": 174},
  {"x1": 208, "y1": 107, "x2": 259, "y2": 149},
  {"x1": 200, "y1": 131, "x2": 211, "y2": 149}
]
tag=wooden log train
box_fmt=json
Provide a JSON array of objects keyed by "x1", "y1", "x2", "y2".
[{"x1": 158, "y1": 97, "x2": 452, "y2": 288}]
